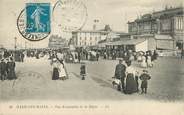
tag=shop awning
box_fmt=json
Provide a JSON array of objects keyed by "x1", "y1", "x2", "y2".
[{"x1": 155, "y1": 34, "x2": 173, "y2": 40}]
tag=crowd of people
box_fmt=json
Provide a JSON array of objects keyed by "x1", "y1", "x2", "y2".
[{"x1": 0, "y1": 48, "x2": 158, "y2": 95}]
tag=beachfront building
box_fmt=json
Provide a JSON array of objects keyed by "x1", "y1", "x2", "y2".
[
  {"x1": 72, "y1": 30, "x2": 108, "y2": 47},
  {"x1": 128, "y1": 6, "x2": 184, "y2": 50},
  {"x1": 48, "y1": 35, "x2": 68, "y2": 49}
]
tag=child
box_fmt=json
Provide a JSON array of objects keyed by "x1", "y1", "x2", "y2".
[
  {"x1": 80, "y1": 62, "x2": 86, "y2": 80},
  {"x1": 139, "y1": 70, "x2": 151, "y2": 94}
]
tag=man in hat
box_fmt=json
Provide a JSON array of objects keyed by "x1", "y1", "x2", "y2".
[
  {"x1": 139, "y1": 70, "x2": 151, "y2": 94},
  {"x1": 0, "y1": 59, "x2": 7, "y2": 81},
  {"x1": 114, "y1": 58, "x2": 126, "y2": 91}
]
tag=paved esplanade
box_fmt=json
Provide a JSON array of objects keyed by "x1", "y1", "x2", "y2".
[{"x1": 0, "y1": 57, "x2": 184, "y2": 101}]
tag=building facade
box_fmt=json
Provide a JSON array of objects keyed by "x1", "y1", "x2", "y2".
[
  {"x1": 48, "y1": 35, "x2": 68, "y2": 49},
  {"x1": 72, "y1": 30, "x2": 108, "y2": 47},
  {"x1": 128, "y1": 7, "x2": 184, "y2": 49}
]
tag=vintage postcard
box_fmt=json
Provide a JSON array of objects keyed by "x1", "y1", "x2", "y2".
[{"x1": 0, "y1": 0, "x2": 184, "y2": 115}]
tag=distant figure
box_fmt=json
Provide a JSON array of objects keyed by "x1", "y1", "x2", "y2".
[
  {"x1": 7, "y1": 58, "x2": 16, "y2": 80},
  {"x1": 135, "y1": 71, "x2": 139, "y2": 93},
  {"x1": 181, "y1": 49, "x2": 184, "y2": 59},
  {"x1": 78, "y1": 52, "x2": 81, "y2": 63},
  {"x1": 139, "y1": 70, "x2": 151, "y2": 94},
  {"x1": 80, "y1": 62, "x2": 86, "y2": 80},
  {"x1": 152, "y1": 50, "x2": 158, "y2": 61},
  {"x1": 0, "y1": 59, "x2": 7, "y2": 81},
  {"x1": 141, "y1": 55, "x2": 147, "y2": 68},
  {"x1": 20, "y1": 52, "x2": 25, "y2": 62},
  {"x1": 86, "y1": 52, "x2": 88, "y2": 60},
  {"x1": 147, "y1": 55, "x2": 153, "y2": 67},
  {"x1": 114, "y1": 59, "x2": 126, "y2": 91},
  {"x1": 96, "y1": 52, "x2": 99, "y2": 61}
]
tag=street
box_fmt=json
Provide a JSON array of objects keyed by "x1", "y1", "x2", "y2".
[{"x1": 0, "y1": 57, "x2": 184, "y2": 101}]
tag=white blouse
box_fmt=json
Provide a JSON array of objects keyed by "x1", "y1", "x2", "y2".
[{"x1": 126, "y1": 66, "x2": 136, "y2": 76}]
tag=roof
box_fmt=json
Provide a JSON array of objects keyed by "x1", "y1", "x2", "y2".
[
  {"x1": 153, "y1": 7, "x2": 183, "y2": 16},
  {"x1": 128, "y1": 7, "x2": 183, "y2": 24},
  {"x1": 106, "y1": 38, "x2": 146, "y2": 46},
  {"x1": 72, "y1": 30, "x2": 109, "y2": 33}
]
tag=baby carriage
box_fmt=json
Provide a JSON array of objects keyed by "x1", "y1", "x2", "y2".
[{"x1": 112, "y1": 77, "x2": 122, "y2": 91}]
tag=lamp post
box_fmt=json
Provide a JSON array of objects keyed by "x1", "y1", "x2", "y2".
[
  {"x1": 25, "y1": 41, "x2": 27, "y2": 50},
  {"x1": 14, "y1": 37, "x2": 17, "y2": 51},
  {"x1": 14, "y1": 37, "x2": 17, "y2": 60}
]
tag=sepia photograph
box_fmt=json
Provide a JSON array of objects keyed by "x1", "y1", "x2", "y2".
[{"x1": 0, "y1": 0, "x2": 184, "y2": 115}]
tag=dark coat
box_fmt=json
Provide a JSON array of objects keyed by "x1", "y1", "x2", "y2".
[
  {"x1": 115, "y1": 63, "x2": 126, "y2": 79},
  {"x1": 0, "y1": 62, "x2": 7, "y2": 75},
  {"x1": 80, "y1": 65, "x2": 86, "y2": 76},
  {"x1": 140, "y1": 73, "x2": 151, "y2": 88},
  {"x1": 7, "y1": 62, "x2": 16, "y2": 80}
]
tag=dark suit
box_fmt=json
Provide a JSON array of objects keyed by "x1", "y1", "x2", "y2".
[
  {"x1": 115, "y1": 63, "x2": 126, "y2": 90},
  {"x1": 0, "y1": 62, "x2": 7, "y2": 80}
]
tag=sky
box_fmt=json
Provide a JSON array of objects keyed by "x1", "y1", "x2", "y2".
[{"x1": 0, "y1": 0, "x2": 183, "y2": 49}]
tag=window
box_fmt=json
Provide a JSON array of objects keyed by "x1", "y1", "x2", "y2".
[
  {"x1": 179, "y1": 18, "x2": 183, "y2": 30},
  {"x1": 178, "y1": 18, "x2": 180, "y2": 30},
  {"x1": 176, "y1": 17, "x2": 183, "y2": 30}
]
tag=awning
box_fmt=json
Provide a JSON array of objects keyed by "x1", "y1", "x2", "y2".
[
  {"x1": 106, "y1": 38, "x2": 146, "y2": 46},
  {"x1": 155, "y1": 34, "x2": 173, "y2": 40}
]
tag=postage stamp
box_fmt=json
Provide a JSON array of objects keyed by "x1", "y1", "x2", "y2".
[
  {"x1": 26, "y1": 3, "x2": 50, "y2": 33},
  {"x1": 17, "y1": 3, "x2": 51, "y2": 41}
]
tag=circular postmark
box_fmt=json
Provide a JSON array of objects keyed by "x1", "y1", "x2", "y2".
[
  {"x1": 12, "y1": 71, "x2": 47, "y2": 89},
  {"x1": 52, "y1": 0, "x2": 88, "y2": 32},
  {"x1": 17, "y1": 9, "x2": 50, "y2": 41}
]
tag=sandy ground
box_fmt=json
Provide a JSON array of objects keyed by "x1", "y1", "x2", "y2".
[{"x1": 0, "y1": 56, "x2": 184, "y2": 102}]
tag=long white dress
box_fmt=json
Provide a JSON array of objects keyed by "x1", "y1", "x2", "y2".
[
  {"x1": 141, "y1": 56, "x2": 147, "y2": 68},
  {"x1": 58, "y1": 63, "x2": 67, "y2": 78},
  {"x1": 147, "y1": 56, "x2": 152, "y2": 67}
]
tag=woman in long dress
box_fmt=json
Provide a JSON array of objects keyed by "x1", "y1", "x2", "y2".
[
  {"x1": 58, "y1": 60, "x2": 68, "y2": 80},
  {"x1": 147, "y1": 55, "x2": 153, "y2": 67},
  {"x1": 141, "y1": 55, "x2": 147, "y2": 68},
  {"x1": 7, "y1": 57, "x2": 16, "y2": 80},
  {"x1": 125, "y1": 62, "x2": 137, "y2": 94},
  {"x1": 51, "y1": 58, "x2": 59, "y2": 80},
  {"x1": 137, "y1": 54, "x2": 142, "y2": 63}
]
